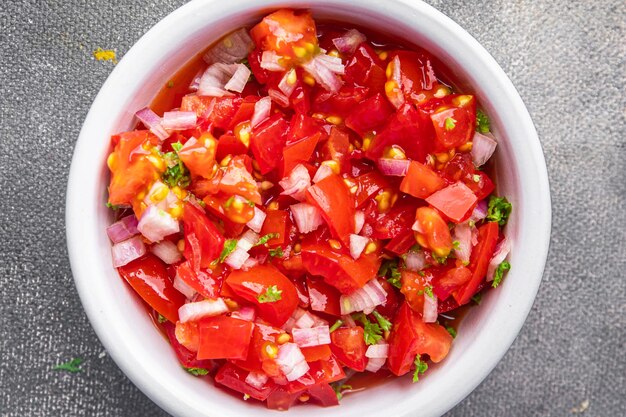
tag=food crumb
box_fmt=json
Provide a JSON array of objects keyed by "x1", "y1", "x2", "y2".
[
  {"x1": 93, "y1": 48, "x2": 118, "y2": 64},
  {"x1": 98, "y1": 350, "x2": 107, "y2": 359},
  {"x1": 570, "y1": 399, "x2": 590, "y2": 414}
]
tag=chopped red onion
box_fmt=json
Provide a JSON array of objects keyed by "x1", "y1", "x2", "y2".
[
  {"x1": 469, "y1": 199, "x2": 489, "y2": 223},
  {"x1": 387, "y1": 55, "x2": 404, "y2": 108},
  {"x1": 301, "y1": 53, "x2": 344, "y2": 92},
  {"x1": 268, "y1": 88, "x2": 290, "y2": 107},
  {"x1": 332, "y1": 29, "x2": 366, "y2": 55},
  {"x1": 423, "y1": 294, "x2": 438, "y2": 323},
  {"x1": 276, "y1": 343, "x2": 309, "y2": 382},
  {"x1": 111, "y1": 236, "x2": 146, "y2": 268},
  {"x1": 308, "y1": 287, "x2": 328, "y2": 313},
  {"x1": 282, "y1": 308, "x2": 306, "y2": 332},
  {"x1": 472, "y1": 132, "x2": 498, "y2": 167},
  {"x1": 231, "y1": 306, "x2": 256, "y2": 322},
  {"x1": 150, "y1": 240, "x2": 182, "y2": 264},
  {"x1": 187, "y1": 232, "x2": 202, "y2": 273},
  {"x1": 354, "y1": 211, "x2": 365, "y2": 234},
  {"x1": 197, "y1": 63, "x2": 238, "y2": 97},
  {"x1": 106, "y1": 215, "x2": 139, "y2": 243},
  {"x1": 487, "y1": 238, "x2": 511, "y2": 281},
  {"x1": 349, "y1": 234, "x2": 369, "y2": 259},
  {"x1": 251, "y1": 96, "x2": 271, "y2": 128},
  {"x1": 312, "y1": 164, "x2": 333, "y2": 183},
  {"x1": 137, "y1": 205, "x2": 180, "y2": 243},
  {"x1": 260, "y1": 50, "x2": 285, "y2": 71},
  {"x1": 178, "y1": 298, "x2": 228, "y2": 323},
  {"x1": 135, "y1": 107, "x2": 169, "y2": 141},
  {"x1": 292, "y1": 325, "x2": 331, "y2": 347},
  {"x1": 241, "y1": 257, "x2": 259, "y2": 271},
  {"x1": 224, "y1": 230, "x2": 259, "y2": 270},
  {"x1": 173, "y1": 273, "x2": 196, "y2": 299},
  {"x1": 279, "y1": 164, "x2": 310, "y2": 201},
  {"x1": 365, "y1": 342, "x2": 389, "y2": 359},
  {"x1": 340, "y1": 279, "x2": 387, "y2": 315},
  {"x1": 341, "y1": 314, "x2": 356, "y2": 328},
  {"x1": 278, "y1": 69, "x2": 297, "y2": 97},
  {"x1": 188, "y1": 68, "x2": 204, "y2": 91},
  {"x1": 412, "y1": 219, "x2": 423, "y2": 233},
  {"x1": 245, "y1": 371, "x2": 269, "y2": 389},
  {"x1": 203, "y1": 28, "x2": 254, "y2": 64},
  {"x1": 453, "y1": 223, "x2": 473, "y2": 264},
  {"x1": 290, "y1": 203, "x2": 324, "y2": 234},
  {"x1": 405, "y1": 250, "x2": 426, "y2": 272},
  {"x1": 223, "y1": 64, "x2": 251, "y2": 93},
  {"x1": 365, "y1": 356, "x2": 386, "y2": 373},
  {"x1": 161, "y1": 111, "x2": 197, "y2": 131},
  {"x1": 294, "y1": 310, "x2": 318, "y2": 329},
  {"x1": 377, "y1": 158, "x2": 410, "y2": 176},
  {"x1": 237, "y1": 230, "x2": 259, "y2": 251},
  {"x1": 246, "y1": 207, "x2": 266, "y2": 233}
]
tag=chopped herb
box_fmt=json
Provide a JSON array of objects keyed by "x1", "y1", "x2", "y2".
[
  {"x1": 257, "y1": 285, "x2": 282, "y2": 303},
  {"x1": 331, "y1": 383, "x2": 352, "y2": 401},
  {"x1": 269, "y1": 247, "x2": 284, "y2": 258},
  {"x1": 378, "y1": 259, "x2": 402, "y2": 289},
  {"x1": 105, "y1": 202, "x2": 120, "y2": 210},
  {"x1": 471, "y1": 293, "x2": 483, "y2": 305},
  {"x1": 412, "y1": 355, "x2": 428, "y2": 383},
  {"x1": 246, "y1": 199, "x2": 256, "y2": 207},
  {"x1": 53, "y1": 358, "x2": 83, "y2": 373},
  {"x1": 167, "y1": 80, "x2": 175, "y2": 88},
  {"x1": 218, "y1": 239, "x2": 238, "y2": 263},
  {"x1": 444, "y1": 117, "x2": 456, "y2": 131},
  {"x1": 255, "y1": 233, "x2": 279, "y2": 246},
  {"x1": 185, "y1": 367, "x2": 209, "y2": 376},
  {"x1": 224, "y1": 196, "x2": 235, "y2": 209},
  {"x1": 452, "y1": 240, "x2": 460, "y2": 249},
  {"x1": 353, "y1": 313, "x2": 383, "y2": 345},
  {"x1": 424, "y1": 286, "x2": 434, "y2": 298},
  {"x1": 157, "y1": 314, "x2": 167, "y2": 323},
  {"x1": 431, "y1": 251, "x2": 449, "y2": 264},
  {"x1": 476, "y1": 109, "x2": 490, "y2": 133},
  {"x1": 329, "y1": 319, "x2": 343, "y2": 333},
  {"x1": 372, "y1": 310, "x2": 392, "y2": 332},
  {"x1": 162, "y1": 160, "x2": 190, "y2": 189},
  {"x1": 486, "y1": 195, "x2": 512, "y2": 226},
  {"x1": 171, "y1": 141, "x2": 183, "y2": 152},
  {"x1": 417, "y1": 270, "x2": 426, "y2": 277},
  {"x1": 446, "y1": 326, "x2": 457, "y2": 339},
  {"x1": 491, "y1": 261, "x2": 511, "y2": 288}
]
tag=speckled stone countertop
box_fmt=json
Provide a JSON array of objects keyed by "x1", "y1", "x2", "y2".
[{"x1": 1, "y1": 0, "x2": 624, "y2": 416}]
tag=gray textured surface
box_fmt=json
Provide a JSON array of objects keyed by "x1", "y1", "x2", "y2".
[{"x1": 1, "y1": 0, "x2": 625, "y2": 416}]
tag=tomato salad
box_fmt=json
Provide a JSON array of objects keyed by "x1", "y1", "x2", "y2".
[{"x1": 105, "y1": 9, "x2": 513, "y2": 410}]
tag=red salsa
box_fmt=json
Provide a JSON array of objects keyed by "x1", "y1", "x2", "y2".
[{"x1": 105, "y1": 9, "x2": 513, "y2": 410}]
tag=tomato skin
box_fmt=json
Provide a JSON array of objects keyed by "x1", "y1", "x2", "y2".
[
  {"x1": 182, "y1": 202, "x2": 225, "y2": 269},
  {"x1": 344, "y1": 43, "x2": 387, "y2": 93},
  {"x1": 287, "y1": 356, "x2": 345, "y2": 392},
  {"x1": 283, "y1": 132, "x2": 321, "y2": 177},
  {"x1": 400, "y1": 269, "x2": 429, "y2": 315},
  {"x1": 430, "y1": 95, "x2": 476, "y2": 150},
  {"x1": 432, "y1": 266, "x2": 472, "y2": 301},
  {"x1": 217, "y1": 155, "x2": 262, "y2": 205},
  {"x1": 232, "y1": 322, "x2": 281, "y2": 374},
  {"x1": 301, "y1": 242, "x2": 380, "y2": 295},
  {"x1": 426, "y1": 182, "x2": 478, "y2": 223},
  {"x1": 386, "y1": 50, "x2": 437, "y2": 106},
  {"x1": 384, "y1": 227, "x2": 417, "y2": 255},
  {"x1": 197, "y1": 315, "x2": 254, "y2": 360},
  {"x1": 413, "y1": 206, "x2": 453, "y2": 258},
  {"x1": 454, "y1": 222, "x2": 500, "y2": 305},
  {"x1": 215, "y1": 133, "x2": 248, "y2": 162},
  {"x1": 215, "y1": 362, "x2": 277, "y2": 401},
  {"x1": 175, "y1": 260, "x2": 223, "y2": 299},
  {"x1": 312, "y1": 85, "x2": 370, "y2": 118},
  {"x1": 226, "y1": 264, "x2": 299, "y2": 326},
  {"x1": 117, "y1": 254, "x2": 185, "y2": 323},
  {"x1": 301, "y1": 345, "x2": 332, "y2": 362},
  {"x1": 177, "y1": 133, "x2": 217, "y2": 179},
  {"x1": 250, "y1": 9, "x2": 318, "y2": 61},
  {"x1": 345, "y1": 93, "x2": 394, "y2": 136},
  {"x1": 305, "y1": 174, "x2": 355, "y2": 245},
  {"x1": 353, "y1": 171, "x2": 390, "y2": 207},
  {"x1": 387, "y1": 302, "x2": 453, "y2": 376},
  {"x1": 330, "y1": 327, "x2": 368, "y2": 371},
  {"x1": 306, "y1": 277, "x2": 341, "y2": 316},
  {"x1": 162, "y1": 321, "x2": 213, "y2": 369},
  {"x1": 250, "y1": 113, "x2": 289, "y2": 174},
  {"x1": 107, "y1": 130, "x2": 161, "y2": 206},
  {"x1": 400, "y1": 161, "x2": 446, "y2": 199},
  {"x1": 259, "y1": 209, "x2": 292, "y2": 248},
  {"x1": 362, "y1": 198, "x2": 418, "y2": 240},
  {"x1": 376, "y1": 278, "x2": 401, "y2": 319},
  {"x1": 307, "y1": 383, "x2": 340, "y2": 407}
]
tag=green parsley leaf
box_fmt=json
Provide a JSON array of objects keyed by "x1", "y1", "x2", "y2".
[
  {"x1": 218, "y1": 239, "x2": 238, "y2": 263},
  {"x1": 162, "y1": 161, "x2": 190, "y2": 189},
  {"x1": 185, "y1": 367, "x2": 209, "y2": 376},
  {"x1": 446, "y1": 326, "x2": 457, "y2": 339},
  {"x1": 257, "y1": 285, "x2": 282, "y2": 303},
  {"x1": 353, "y1": 313, "x2": 383, "y2": 345},
  {"x1": 452, "y1": 240, "x2": 460, "y2": 249},
  {"x1": 332, "y1": 383, "x2": 352, "y2": 401},
  {"x1": 378, "y1": 259, "x2": 402, "y2": 289},
  {"x1": 431, "y1": 251, "x2": 449, "y2": 264},
  {"x1": 486, "y1": 195, "x2": 512, "y2": 226},
  {"x1": 157, "y1": 314, "x2": 167, "y2": 323},
  {"x1": 255, "y1": 233, "x2": 279, "y2": 246},
  {"x1": 372, "y1": 311, "x2": 392, "y2": 332},
  {"x1": 444, "y1": 117, "x2": 456, "y2": 131},
  {"x1": 491, "y1": 261, "x2": 511, "y2": 288},
  {"x1": 476, "y1": 109, "x2": 490, "y2": 133},
  {"x1": 171, "y1": 141, "x2": 183, "y2": 152},
  {"x1": 105, "y1": 202, "x2": 120, "y2": 210},
  {"x1": 424, "y1": 286, "x2": 434, "y2": 298},
  {"x1": 53, "y1": 358, "x2": 83, "y2": 373},
  {"x1": 329, "y1": 319, "x2": 343, "y2": 333},
  {"x1": 471, "y1": 293, "x2": 483, "y2": 305},
  {"x1": 269, "y1": 247, "x2": 284, "y2": 258},
  {"x1": 246, "y1": 199, "x2": 256, "y2": 207},
  {"x1": 412, "y1": 355, "x2": 428, "y2": 383}
]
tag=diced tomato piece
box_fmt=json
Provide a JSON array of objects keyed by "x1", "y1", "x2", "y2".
[
  {"x1": 353, "y1": 171, "x2": 390, "y2": 207},
  {"x1": 400, "y1": 269, "x2": 430, "y2": 315},
  {"x1": 413, "y1": 206, "x2": 453, "y2": 258},
  {"x1": 250, "y1": 113, "x2": 289, "y2": 174},
  {"x1": 344, "y1": 43, "x2": 387, "y2": 93},
  {"x1": 215, "y1": 362, "x2": 277, "y2": 401},
  {"x1": 225, "y1": 264, "x2": 299, "y2": 326},
  {"x1": 306, "y1": 277, "x2": 341, "y2": 316},
  {"x1": 385, "y1": 50, "x2": 437, "y2": 107},
  {"x1": 301, "y1": 345, "x2": 332, "y2": 362},
  {"x1": 400, "y1": 161, "x2": 446, "y2": 199},
  {"x1": 259, "y1": 209, "x2": 292, "y2": 248},
  {"x1": 307, "y1": 383, "x2": 340, "y2": 407},
  {"x1": 180, "y1": 94, "x2": 214, "y2": 119},
  {"x1": 218, "y1": 155, "x2": 262, "y2": 205},
  {"x1": 162, "y1": 321, "x2": 213, "y2": 369},
  {"x1": 117, "y1": 254, "x2": 185, "y2": 323},
  {"x1": 305, "y1": 174, "x2": 355, "y2": 245},
  {"x1": 287, "y1": 356, "x2": 345, "y2": 393},
  {"x1": 177, "y1": 132, "x2": 217, "y2": 179},
  {"x1": 182, "y1": 202, "x2": 225, "y2": 269},
  {"x1": 425, "y1": 182, "x2": 478, "y2": 223},
  {"x1": 454, "y1": 222, "x2": 499, "y2": 305},
  {"x1": 266, "y1": 386, "x2": 302, "y2": 411},
  {"x1": 387, "y1": 302, "x2": 453, "y2": 376},
  {"x1": 345, "y1": 93, "x2": 394, "y2": 136},
  {"x1": 384, "y1": 228, "x2": 416, "y2": 255},
  {"x1": 430, "y1": 95, "x2": 476, "y2": 150},
  {"x1": 283, "y1": 132, "x2": 321, "y2": 176},
  {"x1": 321, "y1": 127, "x2": 351, "y2": 168},
  {"x1": 362, "y1": 198, "x2": 418, "y2": 240},
  {"x1": 376, "y1": 277, "x2": 401, "y2": 319},
  {"x1": 197, "y1": 315, "x2": 254, "y2": 360},
  {"x1": 228, "y1": 96, "x2": 259, "y2": 129},
  {"x1": 250, "y1": 9, "x2": 318, "y2": 62},
  {"x1": 232, "y1": 322, "x2": 282, "y2": 374},
  {"x1": 468, "y1": 171, "x2": 495, "y2": 201},
  {"x1": 312, "y1": 85, "x2": 370, "y2": 118},
  {"x1": 175, "y1": 260, "x2": 223, "y2": 299},
  {"x1": 432, "y1": 266, "x2": 472, "y2": 301},
  {"x1": 107, "y1": 130, "x2": 161, "y2": 206},
  {"x1": 301, "y1": 242, "x2": 380, "y2": 294},
  {"x1": 247, "y1": 48, "x2": 269, "y2": 84},
  {"x1": 215, "y1": 133, "x2": 248, "y2": 162},
  {"x1": 330, "y1": 327, "x2": 367, "y2": 371}
]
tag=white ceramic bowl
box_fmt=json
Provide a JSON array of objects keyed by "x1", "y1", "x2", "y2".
[{"x1": 66, "y1": 0, "x2": 551, "y2": 416}]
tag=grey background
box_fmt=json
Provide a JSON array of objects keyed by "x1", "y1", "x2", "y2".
[{"x1": 1, "y1": 0, "x2": 624, "y2": 416}]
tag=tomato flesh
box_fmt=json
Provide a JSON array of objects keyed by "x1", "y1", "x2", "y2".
[
  {"x1": 330, "y1": 327, "x2": 367, "y2": 371},
  {"x1": 197, "y1": 315, "x2": 254, "y2": 360}
]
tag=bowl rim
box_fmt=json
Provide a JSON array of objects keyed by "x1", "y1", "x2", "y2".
[{"x1": 66, "y1": 0, "x2": 551, "y2": 416}]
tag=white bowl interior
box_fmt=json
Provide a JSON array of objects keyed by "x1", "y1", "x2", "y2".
[{"x1": 66, "y1": 1, "x2": 551, "y2": 416}]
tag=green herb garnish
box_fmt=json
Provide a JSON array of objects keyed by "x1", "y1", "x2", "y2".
[
  {"x1": 412, "y1": 355, "x2": 428, "y2": 383},
  {"x1": 185, "y1": 367, "x2": 209, "y2": 376},
  {"x1": 471, "y1": 293, "x2": 483, "y2": 305},
  {"x1": 218, "y1": 239, "x2": 238, "y2": 263},
  {"x1": 162, "y1": 159, "x2": 190, "y2": 188},
  {"x1": 269, "y1": 247, "x2": 284, "y2": 258},
  {"x1": 444, "y1": 117, "x2": 456, "y2": 131},
  {"x1": 257, "y1": 285, "x2": 282, "y2": 303},
  {"x1": 105, "y1": 202, "x2": 120, "y2": 210},
  {"x1": 491, "y1": 261, "x2": 511, "y2": 288},
  {"x1": 353, "y1": 313, "x2": 383, "y2": 345},
  {"x1": 171, "y1": 141, "x2": 183, "y2": 152},
  {"x1": 372, "y1": 310, "x2": 392, "y2": 332},
  {"x1": 157, "y1": 314, "x2": 167, "y2": 323},
  {"x1": 332, "y1": 383, "x2": 352, "y2": 401},
  {"x1": 476, "y1": 109, "x2": 490, "y2": 133},
  {"x1": 329, "y1": 320, "x2": 343, "y2": 333},
  {"x1": 446, "y1": 326, "x2": 457, "y2": 339},
  {"x1": 379, "y1": 259, "x2": 402, "y2": 289},
  {"x1": 486, "y1": 195, "x2": 512, "y2": 226},
  {"x1": 424, "y1": 286, "x2": 434, "y2": 298},
  {"x1": 53, "y1": 358, "x2": 83, "y2": 373},
  {"x1": 255, "y1": 233, "x2": 279, "y2": 246}
]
